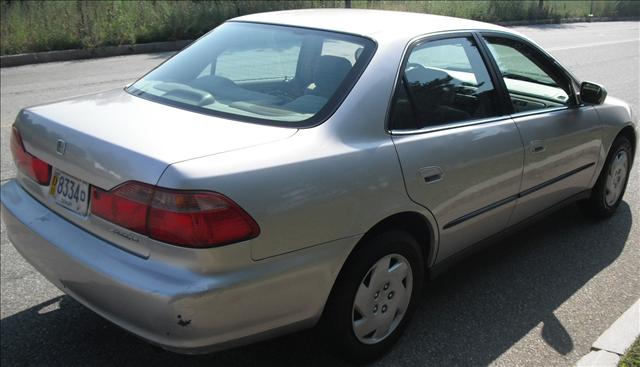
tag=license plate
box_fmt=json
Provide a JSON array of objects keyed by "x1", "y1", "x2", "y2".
[{"x1": 49, "y1": 169, "x2": 90, "y2": 215}]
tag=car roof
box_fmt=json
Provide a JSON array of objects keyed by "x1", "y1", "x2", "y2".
[{"x1": 232, "y1": 8, "x2": 510, "y2": 41}]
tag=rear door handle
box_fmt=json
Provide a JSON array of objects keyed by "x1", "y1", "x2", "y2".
[
  {"x1": 530, "y1": 140, "x2": 546, "y2": 153},
  {"x1": 419, "y1": 166, "x2": 443, "y2": 184}
]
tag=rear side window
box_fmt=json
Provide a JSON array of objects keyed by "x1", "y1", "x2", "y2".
[
  {"x1": 483, "y1": 36, "x2": 572, "y2": 113},
  {"x1": 391, "y1": 36, "x2": 502, "y2": 131}
]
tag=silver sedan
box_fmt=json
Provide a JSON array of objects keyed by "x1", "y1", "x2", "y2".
[{"x1": 1, "y1": 9, "x2": 636, "y2": 363}]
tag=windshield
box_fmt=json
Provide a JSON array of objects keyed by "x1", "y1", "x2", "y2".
[{"x1": 128, "y1": 22, "x2": 375, "y2": 127}]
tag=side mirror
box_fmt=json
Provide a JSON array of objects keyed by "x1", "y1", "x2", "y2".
[{"x1": 580, "y1": 81, "x2": 607, "y2": 105}]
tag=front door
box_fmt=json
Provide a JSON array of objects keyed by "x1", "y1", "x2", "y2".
[{"x1": 481, "y1": 34, "x2": 602, "y2": 224}]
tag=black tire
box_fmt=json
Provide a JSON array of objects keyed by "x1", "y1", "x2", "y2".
[
  {"x1": 581, "y1": 136, "x2": 633, "y2": 219},
  {"x1": 321, "y1": 230, "x2": 424, "y2": 364}
]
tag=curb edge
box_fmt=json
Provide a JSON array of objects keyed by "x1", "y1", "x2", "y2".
[
  {"x1": 0, "y1": 40, "x2": 193, "y2": 68},
  {"x1": 576, "y1": 299, "x2": 640, "y2": 367}
]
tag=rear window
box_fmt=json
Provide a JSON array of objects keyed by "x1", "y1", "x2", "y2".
[{"x1": 128, "y1": 22, "x2": 375, "y2": 127}]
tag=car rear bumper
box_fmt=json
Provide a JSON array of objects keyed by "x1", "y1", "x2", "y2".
[{"x1": 1, "y1": 180, "x2": 356, "y2": 353}]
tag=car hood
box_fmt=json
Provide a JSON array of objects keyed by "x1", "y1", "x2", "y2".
[{"x1": 15, "y1": 88, "x2": 297, "y2": 190}]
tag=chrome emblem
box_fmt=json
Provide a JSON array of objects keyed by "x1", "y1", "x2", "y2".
[{"x1": 56, "y1": 139, "x2": 66, "y2": 155}]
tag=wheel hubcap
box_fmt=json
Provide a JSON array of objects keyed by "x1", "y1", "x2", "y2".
[
  {"x1": 351, "y1": 254, "x2": 413, "y2": 344},
  {"x1": 604, "y1": 150, "x2": 629, "y2": 207}
]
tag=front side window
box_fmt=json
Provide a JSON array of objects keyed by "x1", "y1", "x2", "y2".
[
  {"x1": 128, "y1": 22, "x2": 375, "y2": 126},
  {"x1": 391, "y1": 36, "x2": 502, "y2": 130},
  {"x1": 483, "y1": 36, "x2": 572, "y2": 113}
]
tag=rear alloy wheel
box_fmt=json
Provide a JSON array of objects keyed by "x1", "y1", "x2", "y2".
[
  {"x1": 581, "y1": 136, "x2": 632, "y2": 218},
  {"x1": 322, "y1": 230, "x2": 424, "y2": 364}
]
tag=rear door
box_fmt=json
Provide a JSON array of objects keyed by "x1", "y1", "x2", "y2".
[
  {"x1": 390, "y1": 33, "x2": 524, "y2": 262},
  {"x1": 480, "y1": 33, "x2": 602, "y2": 225}
]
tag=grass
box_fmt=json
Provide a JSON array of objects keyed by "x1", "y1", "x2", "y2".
[
  {"x1": 1, "y1": 0, "x2": 639, "y2": 55},
  {"x1": 619, "y1": 336, "x2": 640, "y2": 367}
]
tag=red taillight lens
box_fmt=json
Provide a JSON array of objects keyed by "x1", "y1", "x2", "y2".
[
  {"x1": 90, "y1": 182, "x2": 154, "y2": 233},
  {"x1": 148, "y1": 189, "x2": 260, "y2": 247},
  {"x1": 10, "y1": 127, "x2": 51, "y2": 185},
  {"x1": 90, "y1": 182, "x2": 259, "y2": 248}
]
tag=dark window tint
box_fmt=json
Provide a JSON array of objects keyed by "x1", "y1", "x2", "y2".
[
  {"x1": 390, "y1": 78, "x2": 418, "y2": 130},
  {"x1": 392, "y1": 36, "x2": 501, "y2": 130},
  {"x1": 484, "y1": 36, "x2": 571, "y2": 113}
]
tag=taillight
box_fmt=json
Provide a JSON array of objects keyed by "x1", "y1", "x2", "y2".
[
  {"x1": 148, "y1": 189, "x2": 259, "y2": 247},
  {"x1": 90, "y1": 182, "x2": 259, "y2": 248},
  {"x1": 10, "y1": 126, "x2": 51, "y2": 185},
  {"x1": 90, "y1": 182, "x2": 154, "y2": 233}
]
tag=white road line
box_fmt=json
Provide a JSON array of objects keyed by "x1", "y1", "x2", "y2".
[{"x1": 547, "y1": 38, "x2": 639, "y2": 51}]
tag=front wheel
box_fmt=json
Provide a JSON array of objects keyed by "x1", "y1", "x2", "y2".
[
  {"x1": 321, "y1": 230, "x2": 424, "y2": 364},
  {"x1": 581, "y1": 136, "x2": 632, "y2": 218}
]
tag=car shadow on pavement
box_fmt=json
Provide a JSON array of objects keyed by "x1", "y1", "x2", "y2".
[{"x1": 0, "y1": 202, "x2": 632, "y2": 367}]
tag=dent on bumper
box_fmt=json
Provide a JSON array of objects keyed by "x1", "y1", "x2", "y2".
[{"x1": 0, "y1": 180, "x2": 357, "y2": 353}]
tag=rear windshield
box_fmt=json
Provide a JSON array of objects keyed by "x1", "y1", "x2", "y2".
[{"x1": 127, "y1": 22, "x2": 375, "y2": 127}]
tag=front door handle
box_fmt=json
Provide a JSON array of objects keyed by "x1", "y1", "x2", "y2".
[
  {"x1": 530, "y1": 140, "x2": 546, "y2": 153},
  {"x1": 419, "y1": 166, "x2": 443, "y2": 184}
]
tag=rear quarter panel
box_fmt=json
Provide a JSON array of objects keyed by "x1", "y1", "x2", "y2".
[{"x1": 157, "y1": 127, "x2": 431, "y2": 260}]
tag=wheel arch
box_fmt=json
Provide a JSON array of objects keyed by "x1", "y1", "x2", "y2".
[
  {"x1": 616, "y1": 125, "x2": 637, "y2": 163},
  {"x1": 327, "y1": 211, "x2": 437, "y2": 299},
  {"x1": 319, "y1": 210, "x2": 436, "y2": 325},
  {"x1": 591, "y1": 123, "x2": 636, "y2": 189},
  {"x1": 354, "y1": 211, "x2": 436, "y2": 270}
]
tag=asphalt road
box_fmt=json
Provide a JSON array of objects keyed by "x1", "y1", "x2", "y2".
[{"x1": 1, "y1": 21, "x2": 639, "y2": 367}]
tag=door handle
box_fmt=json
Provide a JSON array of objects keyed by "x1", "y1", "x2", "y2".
[
  {"x1": 419, "y1": 166, "x2": 443, "y2": 184},
  {"x1": 530, "y1": 140, "x2": 546, "y2": 153}
]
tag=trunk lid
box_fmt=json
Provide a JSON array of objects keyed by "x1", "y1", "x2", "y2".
[{"x1": 16, "y1": 88, "x2": 297, "y2": 190}]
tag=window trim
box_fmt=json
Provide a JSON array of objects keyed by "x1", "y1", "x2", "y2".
[
  {"x1": 509, "y1": 105, "x2": 570, "y2": 120},
  {"x1": 391, "y1": 114, "x2": 513, "y2": 135},
  {"x1": 386, "y1": 30, "x2": 512, "y2": 135},
  {"x1": 472, "y1": 32, "x2": 513, "y2": 115}
]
